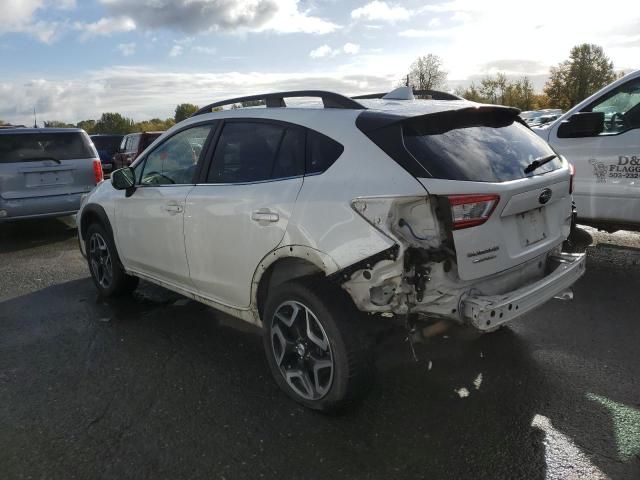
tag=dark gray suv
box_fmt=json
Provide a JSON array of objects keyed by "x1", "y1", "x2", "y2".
[{"x1": 0, "y1": 128, "x2": 102, "y2": 222}]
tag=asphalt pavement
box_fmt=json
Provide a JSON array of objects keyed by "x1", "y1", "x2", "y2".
[{"x1": 0, "y1": 218, "x2": 639, "y2": 480}]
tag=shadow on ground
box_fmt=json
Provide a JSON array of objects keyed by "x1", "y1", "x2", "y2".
[{"x1": 0, "y1": 216, "x2": 77, "y2": 254}]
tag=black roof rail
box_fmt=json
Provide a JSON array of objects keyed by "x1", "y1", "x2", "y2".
[
  {"x1": 192, "y1": 90, "x2": 366, "y2": 116},
  {"x1": 352, "y1": 89, "x2": 462, "y2": 101}
]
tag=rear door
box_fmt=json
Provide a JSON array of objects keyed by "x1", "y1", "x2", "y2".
[
  {"x1": 546, "y1": 76, "x2": 640, "y2": 226},
  {"x1": 185, "y1": 120, "x2": 305, "y2": 308},
  {"x1": 0, "y1": 131, "x2": 96, "y2": 203},
  {"x1": 399, "y1": 108, "x2": 571, "y2": 280}
]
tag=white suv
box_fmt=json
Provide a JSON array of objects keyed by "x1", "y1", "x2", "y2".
[{"x1": 77, "y1": 89, "x2": 586, "y2": 411}]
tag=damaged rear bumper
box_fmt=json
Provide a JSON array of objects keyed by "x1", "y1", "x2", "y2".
[{"x1": 461, "y1": 252, "x2": 586, "y2": 331}]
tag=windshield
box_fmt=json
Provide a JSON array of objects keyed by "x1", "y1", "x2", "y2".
[
  {"x1": 402, "y1": 109, "x2": 562, "y2": 182},
  {"x1": 0, "y1": 132, "x2": 95, "y2": 163}
]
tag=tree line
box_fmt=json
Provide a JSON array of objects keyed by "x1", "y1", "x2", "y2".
[
  {"x1": 40, "y1": 103, "x2": 201, "y2": 134},
  {"x1": 404, "y1": 43, "x2": 621, "y2": 111}
]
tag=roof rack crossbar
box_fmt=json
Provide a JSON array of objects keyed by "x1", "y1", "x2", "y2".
[
  {"x1": 192, "y1": 90, "x2": 366, "y2": 116},
  {"x1": 352, "y1": 89, "x2": 462, "y2": 101}
]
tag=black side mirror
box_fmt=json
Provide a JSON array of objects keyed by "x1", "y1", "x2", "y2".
[
  {"x1": 557, "y1": 111, "x2": 604, "y2": 138},
  {"x1": 111, "y1": 167, "x2": 136, "y2": 196}
]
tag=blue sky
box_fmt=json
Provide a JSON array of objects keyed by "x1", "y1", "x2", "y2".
[{"x1": 1, "y1": 0, "x2": 638, "y2": 124}]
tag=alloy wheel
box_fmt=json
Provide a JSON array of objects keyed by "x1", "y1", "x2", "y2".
[
  {"x1": 270, "y1": 300, "x2": 334, "y2": 401},
  {"x1": 88, "y1": 232, "x2": 113, "y2": 289}
]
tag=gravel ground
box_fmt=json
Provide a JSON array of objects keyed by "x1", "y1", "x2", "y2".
[{"x1": 0, "y1": 218, "x2": 639, "y2": 480}]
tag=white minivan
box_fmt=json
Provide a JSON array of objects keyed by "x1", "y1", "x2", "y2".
[{"x1": 533, "y1": 70, "x2": 640, "y2": 232}]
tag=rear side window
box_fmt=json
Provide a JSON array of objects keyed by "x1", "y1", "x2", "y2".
[
  {"x1": 306, "y1": 130, "x2": 343, "y2": 174},
  {"x1": 0, "y1": 132, "x2": 94, "y2": 163},
  {"x1": 207, "y1": 122, "x2": 304, "y2": 183}
]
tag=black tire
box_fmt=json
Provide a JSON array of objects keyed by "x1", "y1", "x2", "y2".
[
  {"x1": 262, "y1": 278, "x2": 374, "y2": 412},
  {"x1": 85, "y1": 223, "x2": 139, "y2": 297}
]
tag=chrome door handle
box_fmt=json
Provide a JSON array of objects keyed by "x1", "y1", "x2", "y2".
[
  {"x1": 165, "y1": 204, "x2": 184, "y2": 214},
  {"x1": 251, "y1": 210, "x2": 279, "y2": 223}
]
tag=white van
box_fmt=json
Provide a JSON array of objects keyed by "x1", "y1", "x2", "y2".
[{"x1": 533, "y1": 70, "x2": 640, "y2": 232}]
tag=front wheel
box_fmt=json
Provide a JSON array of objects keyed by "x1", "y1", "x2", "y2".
[
  {"x1": 86, "y1": 223, "x2": 138, "y2": 297},
  {"x1": 263, "y1": 279, "x2": 373, "y2": 412}
]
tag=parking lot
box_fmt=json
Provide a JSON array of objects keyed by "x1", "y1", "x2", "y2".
[{"x1": 1, "y1": 218, "x2": 639, "y2": 480}]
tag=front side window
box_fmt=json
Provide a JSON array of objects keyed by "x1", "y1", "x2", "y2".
[
  {"x1": 588, "y1": 78, "x2": 640, "y2": 134},
  {"x1": 139, "y1": 125, "x2": 212, "y2": 185},
  {"x1": 207, "y1": 122, "x2": 304, "y2": 183}
]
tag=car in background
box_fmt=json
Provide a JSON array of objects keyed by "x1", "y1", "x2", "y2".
[
  {"x1": 112, "y1": 131, "x2": 163, "y2": 170},
  {"x1": 521, "y1": 109, "x2": 563, "y2": 126},
  {"x1": 90, "y1": 134, "x2": 123, "y2": 175},
  {"x1": 0, "y1": 128, "x2": 103, "y2": 221},
  {"x1": 533, "y1": 69, "x2": 640, "y2": 232}
]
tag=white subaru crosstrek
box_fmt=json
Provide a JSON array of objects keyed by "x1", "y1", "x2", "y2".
[{"x1": 77, "y1": 88, "x2": 586, "y2": 411}]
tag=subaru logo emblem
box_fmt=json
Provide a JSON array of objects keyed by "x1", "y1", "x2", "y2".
[{"x1": 539, "y1": 188, "x2": 552, "y2": 205}]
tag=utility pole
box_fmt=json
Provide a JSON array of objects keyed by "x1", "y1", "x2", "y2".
[{"x1": 33, "y1": 108, "x2": 38, "y2": 128}]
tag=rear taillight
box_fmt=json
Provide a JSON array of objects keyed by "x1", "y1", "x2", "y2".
[
  {"x1": 568, "y1": 163, "x2": 575, "y2": 194},
  {"x1": 93, "y1": 159, "x2": 104, "y2": 184},
  {"x1": 448, "y1": 194, "x2": 500, "y2": 230}
]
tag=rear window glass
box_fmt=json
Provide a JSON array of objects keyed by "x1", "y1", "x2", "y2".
[
  {"x1": 403, "y1": 110, "x2": 561, "y2": 182},
  {"x1": 0, "y1": 132, "x2": 94, "y2": 163}
]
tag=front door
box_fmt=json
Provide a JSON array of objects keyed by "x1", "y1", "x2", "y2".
[
  {"x1": 185, "y1": 120, "x2": 305, "y2": 308},
  {"x1": 114, "y1": 124, "x2": 214, "y2": 288},
  {"x1": 548, "y1": 77, "x2": 640, "y2": 226}
]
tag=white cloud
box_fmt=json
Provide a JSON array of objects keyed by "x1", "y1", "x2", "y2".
[
  {"x1": 427, "y1": 17, "x2": 441, "y2": 28},
  {"x1": 117, "y1": 42, "x2": 136, "y2": 56},
  {"x1": 169, "y1": 45, "x2": 184, "y2": 57},
  {"x1": 343, "y1": 43, "x2": 360, "y2": 55},
  {"x1": 405, "y1": 0, "x2": 640, "y2": 79},
  {"x1": 256, "y1": 0, "x2": 339, "y2": 34},
  {"x1": 192, "y1": 46, "x2": 217, "y2": 55},
  {"x1": 351, "y1": 1, "x2": 411, "y2": 22},
  {"x1": 98, "y1": 0, "x2": 338, "y2": 35},
  {"x1": 309, "y1": 44, "x2": 334, "y2": 58},
  {"x1": 0, "y1": 0, "x2": 74, "y2": 43},
  {"x1": 75, "y1": 16, "x2": 136, "y2": 39},
  {"x1": 309, "y1": 43, "x2": 360, "y2": 59},
  {"x1": 0, "y1": 66, "x2": 399, "y2": 124}
]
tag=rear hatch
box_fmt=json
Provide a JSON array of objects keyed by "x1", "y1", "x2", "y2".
[
  {"x1": 359, "y1": 106, "x2": 571, "y2": 281},
  {"x1": 0, "y1": 130, "x2": 98, "y2": 201}
]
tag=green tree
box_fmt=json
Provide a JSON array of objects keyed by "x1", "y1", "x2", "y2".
[
  {"x1": 134, "y1": 117, "x2": 175, "y2": 132},
  {"x1": 544, "y1": 43, "x2": 616, "y2": 110},
  {"x1": 174, "y1": 103, "x2": 199, "y2": 123},
  {"x1": 456, "y1": 74, "x2": 536, "y2": 110},
  {"x1": 406, "y1": 54, "x2": 447, "y2": 92},
  {"x1": 93, "y1": 113, "x2": 135, "y2": 134},
  {"x1": 44, "y1": 120, "x2": 74, "y2": 128},
  {"x1": 76, "y1": 119, "x2": 96, "y2": 133}
]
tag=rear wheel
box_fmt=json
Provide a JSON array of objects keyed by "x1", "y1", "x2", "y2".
[
  {"x1": 262, "y1": 279, "x2": 373, "y2": 412},
  {"x1": 86, "y1": 223, "x2": 138, "y2": 297}
]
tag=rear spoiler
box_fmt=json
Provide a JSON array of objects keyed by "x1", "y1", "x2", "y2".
[{"x1": 356, "y1": 105, "x2": 521, "y2": 134}]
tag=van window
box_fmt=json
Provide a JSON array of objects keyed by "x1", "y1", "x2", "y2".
[
  {"x1": 0, "y1": 132, "x2": 94, "y2": 163},
  {"x1": 588, "y1": 78, "x2": 640, "y2": 134}
]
